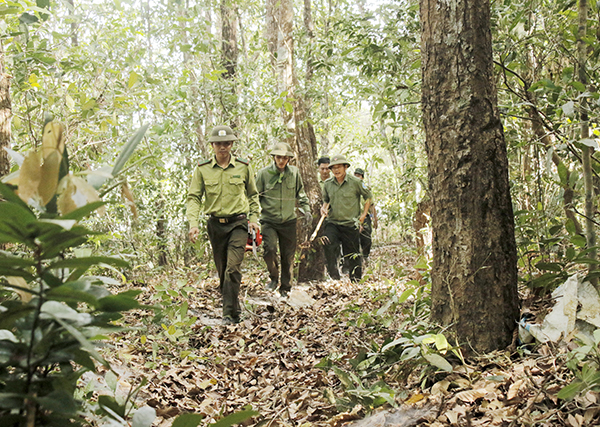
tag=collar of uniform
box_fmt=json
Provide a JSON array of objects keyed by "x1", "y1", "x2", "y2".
[
  {"x1": 210, "y1": 155, "x2": 236, "y2": 169},
  {"x1": 269, "y1": 162, "x2": 289, "y2": 175},
  {"x1": 332, "y1": 173, "x2": 349, "y2": 186}
]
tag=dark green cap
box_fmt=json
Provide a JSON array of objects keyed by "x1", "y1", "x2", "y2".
[{"x1": 208, "y1": 125, "x2": 238, "y2": 142}]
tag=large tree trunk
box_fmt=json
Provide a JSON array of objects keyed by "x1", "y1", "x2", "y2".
[
  {"x1": 0, "y1": 43, "x2": 11, "y2": 179},
  {"x1": 421, "y1": 0, "x2": 520, "y2": 353}
]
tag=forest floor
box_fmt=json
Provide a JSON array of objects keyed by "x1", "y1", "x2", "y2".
[{"x1": 93, "y1": 244, "x2": 598, "y2": 427}]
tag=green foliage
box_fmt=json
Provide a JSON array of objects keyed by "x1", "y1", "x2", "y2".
[
  {"x1": 317, "y1": 270, "x2": 457, "y2": 411},
  {"x1": 0, "y1": 182, "x2": 143, "y2": 426},
  {"x1": 558, "y1": 330, "x2": 600, "y2": 401}
]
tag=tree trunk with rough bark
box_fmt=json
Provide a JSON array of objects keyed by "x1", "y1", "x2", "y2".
[
  {"x1": 421, "y1": 0, "x2": 520, "y2": 354},
  {"x1": 0, "y1": 45, "x2": 11, "y2": 179}
]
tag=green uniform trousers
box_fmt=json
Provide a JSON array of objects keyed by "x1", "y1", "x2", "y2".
[
  {"x1": 323, "y1": 222, "x2": 362, "y2": 283},
  {"x1": 360, "y1": 214, "x2": 373, "y2": 259},
  {"x1": 261, "y1": 219, "x2": 297, "y2": 292},
  {"x1": 207, "y1": 216, "x2": 248, "y2": 321}
]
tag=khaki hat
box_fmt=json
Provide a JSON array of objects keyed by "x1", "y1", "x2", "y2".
[
  {"x1": 208, "y1": 125, "x2": 238, "y2": 142},
  {"x1": 354, "y1": 168, "x2": 365, "y2": 176},
  {"x1": 269, "y1": 142, "x2": 294, "y2": 157},
  {"x1": 329, "y1": 154, "x2": 350, "y2": 168}
]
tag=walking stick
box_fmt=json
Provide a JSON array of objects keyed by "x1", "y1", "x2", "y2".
[{"x1": 300, "y1": 214, "x2": 326, "y2": 248}]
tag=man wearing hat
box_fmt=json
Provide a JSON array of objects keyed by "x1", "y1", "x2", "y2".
[
  {"x1": 255, "y1": 142, "x2": 311, "y2": 297},
  {"x1": 354, "y1": 168, "x2": 378, "y2": 262},
  {"x1": 320, "y1": 154, "x2": 372, "y2": 282},
  {"x1": 187, "y1": 125, "x2": 260, "y2": 324}
]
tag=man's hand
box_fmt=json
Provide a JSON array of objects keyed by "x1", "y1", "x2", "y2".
[
  {"x1": 189, "y1": 227, "x2": 200, "y2": 243},
  {"x1": 320, "y1": 203, "x2": 330, "y2": 217},
  {"x1": 248, "y1": 222, "x2": 260, "y2": 234}
]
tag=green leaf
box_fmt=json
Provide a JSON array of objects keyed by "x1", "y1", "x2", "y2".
[
  {"x1": 571, "y1": 81, "x2": 587, "y2": 92},
  {"x1": 171, "y1": 413, "x2": 204, "y2": 427},
  {"x1": 52, "y1": 316, "x2": 108, "y2": 367},
  {"x1": 97, "y1": 291, "x2": 142, "y2": 312},
  {"x1": 48, "y1": 256, "x2": 129, "y2": 270},
  {"x1": 60, "y1": 201, "x2": 107, "y2": 220},
  {"x1": 210, "y1": 406, "x2": 259, "y2": 427},
  {"x1": 557, "y1": 162, "x2": 568, "y2": 185},
  {"x1": 112, "y1": 124, "x2": 149, "y2": 176},
  {"x1": 535, "y1": 262, "x2": 564, "y2": 272},
  {"x1": 0, "y1": 7, "x2": 20, "y2": 15},
  {"x1": 571, "y1": 235, "x2": 587, "y2": 248},
  {"x1": 557, "y1": 380, "x2": 585, "y2": 400},
  {"x1": 423, "y1": 353, "x2": 453, "y2": 372},
  {"x1": 98, "y1": 394, "x2": 126, "y2": 419}
]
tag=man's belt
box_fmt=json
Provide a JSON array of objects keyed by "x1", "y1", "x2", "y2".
[{"x1": 210, "y1": 213, "x2": 246, "y2": 224}]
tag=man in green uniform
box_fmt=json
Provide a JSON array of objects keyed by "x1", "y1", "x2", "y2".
[
  {"x1": 187, "y1": 125, "x2": 260, "y2": 325},
  {"x1": 354, "y1": 168, "x2": 378, "y2": 263},
  {"x1": 321, "y1": 154, "x2": 372, "y2": 283},
  {"x1": 256, "y1": 143, "x2": 311, "y2": 297},
  {"x1": 317, "y1": 156, "x2": 330, "y2": 191}
]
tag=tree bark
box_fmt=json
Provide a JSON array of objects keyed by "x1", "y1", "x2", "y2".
[
  {"x1": 577, "y1": 0, "x2": 596, "y2": 286},
  {"x1": 421, "y1": 0, "x2": 520, "y2": 353},
  {"x1": 0, "y1": 43, "x2": 11, "y2": 179},
  {"x1": 221, "y1": 0, "x2": 239, "y2": 127}
]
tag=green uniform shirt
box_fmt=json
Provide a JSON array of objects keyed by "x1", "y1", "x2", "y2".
[
  {"x1": 256, "y1": 163, "x2": 310, "y2": 224},
  {"x1": 323, "y1": 173, "x2": 372, "y2": 227},
  {"x1": 186, "y1": 156, "x2": 260, "y2": 228}
]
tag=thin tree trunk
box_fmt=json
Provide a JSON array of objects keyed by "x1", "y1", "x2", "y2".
[
  {"x1": 66, "y1": 0, "x2": 78, "y2": 46},
  {"x1": 578, "y1": 0, "x2": 596, "y2": 286},
  {"x1": 421, "y1": 0, "x2": 520, "y2": 354},
  {"x1": 0, "y1": 42, "x2": 11, "y2": 179},
  {"x1": 221, "y1": 0, "x2": 239, "y2": 126}
]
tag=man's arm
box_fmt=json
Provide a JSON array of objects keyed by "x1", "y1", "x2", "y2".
[
  {"x1": 187, "y1": 167, "x2": 204, "y2": 243},
  {"x1": 296, "y1": 171, "x2": 310, "y2": 215},
  {"x1": 246, "y1": 165, "x2": 261, "y2": 233}
]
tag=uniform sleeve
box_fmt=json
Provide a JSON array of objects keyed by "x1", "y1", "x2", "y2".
[
  {"x1": 323, "y1": 182, "x2": 330, "y2": 204},
  {"x1": 359, "y1": 181, "x2": 373, "y2": 203},
  {"x1": 246, "y1": 165, "x2": 260, "y2": 224},
  {"x1": 296, "y1": 171, "x2": 310, "y2": 214},
  {"x1": 186, "y1": 167, "x2": 205, "y2": 228}
]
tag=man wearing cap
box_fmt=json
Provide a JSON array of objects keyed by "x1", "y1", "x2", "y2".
[
  {"x1": 320, "y1": 154, "x2": 372, "y2": 283},
  {"x1": 255, "y1": 143, "x2": 311, "y2": 297},
  {"x1": 354, "y1": 168, "x2": 378, "y2": 262},
  {"x1": 187, "y1": 125, "x2": 260, "y2": 325},
  {"x1": 317, "y1": 156, "x2": 331, "y2": 191}
]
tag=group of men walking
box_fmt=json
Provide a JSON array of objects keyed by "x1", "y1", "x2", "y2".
[{"x1": 186, "y1": 125, "x2": 375, "y2": 324}]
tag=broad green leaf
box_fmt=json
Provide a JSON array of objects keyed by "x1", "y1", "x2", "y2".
[
  {"x1": 128, "y1": 71, "x2": 140, "y2": 88},
  {"x1": 97, "y1": 291, "x2": 142, "y2": 312},
  {"x1": 535, "y1": 262, "x2": 564, "y2": 272},
  {"x1": 557, "y1": 380, "x2": 584, "y2": 400},
  {"x1": 48, "y1": 256, "x2": 129, "y2": 270},
  {"x1": 112, "y1": 124, "x2": 149, "y2": 176},
  {"x1": 571, "y1": 235, "x2": 587, "y2": 248},
  {"x1": 435, "y1": 334, "x2": 449, "y2": 352},
  {"x1": 59, "y1": 201, "x2": 106, "y2": 220},
  {"x1": 35, "y1": 389, "x2": 78, "y2": 414},
  {"x1": 98, "y1": 395, "x2": 126, "y2": 418},
  {"x1": 210, "y1": 407, "x2": 259, "y2": 427},
  {"x1": 423, "y1": 353, "x2": 453, "y2": 372},
  {"x1": 171, "y1": 413, "x2": 204, "y2": 427},
  {"x1": 52, "y1": 316, "x2": 108, "y2": 366}
]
